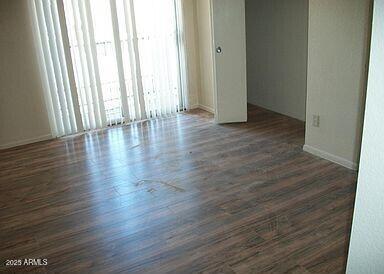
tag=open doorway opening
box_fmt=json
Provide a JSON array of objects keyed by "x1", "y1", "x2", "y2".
[
  {"x1": 243, "y1": 0, "x2": 309, "y2": 150},
  {"x1": 194, "y1": 0, "x2": 308, "y2": 148},
  {"x1": 194, "y1": 0, "x2": 308, "y2": 125},
  {"x1": 242, "y1": 0, "x2": 309, "y2": 150},
  {"x1": 245, "y1": 0, "x2": 308, "y2": 122}
]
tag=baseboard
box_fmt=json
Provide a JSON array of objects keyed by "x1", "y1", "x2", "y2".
[
  {"x1": 303, "y1": 144, "x2": 358, "y2": 170},
  {"x1": 0, "y1": 134, "x2": 53, "y2": 150},
  {"x1": 189, "y1": 104, "x2": 199, "y2": 110},
  {"x1": 191, "y1": 104, "x2": 215, "y2": 114}
]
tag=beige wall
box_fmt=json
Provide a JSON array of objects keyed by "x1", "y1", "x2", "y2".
[
  {"x1": 182, "y1": 0, "x2": 200, "y2": 108},
  {"x1": 0, "y1": 0, "x2": 51, "y2": 149},
  {"x1": 245, "y1": 0, "x2": 308, "y2": 121},
  {"x1": 195, "y1": 0, "x2": 215, "y2": 112},
  {"x1": 304, "y1": 0, "x2": 372, "y2": 169}
]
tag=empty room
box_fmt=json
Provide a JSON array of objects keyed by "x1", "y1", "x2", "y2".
[{"x1": 1, "y1": 0, "x2": 383, "y2": 273}]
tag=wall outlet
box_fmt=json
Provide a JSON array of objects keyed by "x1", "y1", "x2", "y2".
[{"x1": 312, "y1": 115, "x2": 320, "y2": 127}]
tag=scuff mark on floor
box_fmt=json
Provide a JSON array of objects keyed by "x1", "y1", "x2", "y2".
[
  {"x1": 128, "y1": 143, "x2": 141, "y2": 150},
  {"x1": 139, "y1": 179, "x2": 185, "y2": 192},
  {"x1": 147, "y1": 188, "x2": 156, "y2": 193}
]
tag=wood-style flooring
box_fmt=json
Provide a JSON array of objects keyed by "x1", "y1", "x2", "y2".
[{"x1": 0, "y1": 105, "x2": 357, "y2": 273}]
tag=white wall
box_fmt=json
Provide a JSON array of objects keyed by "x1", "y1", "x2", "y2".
[
  {"x1": 304, "y1": 0, "x2": 372, "y2": 169},
  {"x1": 195, "y1": 0, "x2": 215, "y2": 112},
  {"x1": 245, "y1": 0, "x2": 308, "y2": 121},
  {"x1": 347, "y1": 1, "x2": 384, "y2": 272},
  {"x1": 0, "y1": 0, "x2": 51, "y2": 149}
]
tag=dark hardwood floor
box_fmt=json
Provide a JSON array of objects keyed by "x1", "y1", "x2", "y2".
[{"x1": 0, "y1": 105, "x2": 357, "y2": 273}]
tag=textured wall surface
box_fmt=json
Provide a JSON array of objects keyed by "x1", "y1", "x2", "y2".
[{"x1": 347, "y1": 0, "x2": 384, "y2": 272}]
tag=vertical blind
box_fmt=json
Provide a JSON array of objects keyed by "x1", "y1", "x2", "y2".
[{"x1": 29, "y1": 0, "x2": 189, "y2": 137}]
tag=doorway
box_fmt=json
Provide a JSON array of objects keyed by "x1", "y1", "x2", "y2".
[{"x1": 245, "y1": 0, "x2": 308, "y2": 122}]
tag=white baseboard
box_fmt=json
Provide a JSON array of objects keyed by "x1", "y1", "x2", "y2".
[
  {"x1": 190, "y1": 104, "x2": 215, "y2": 114},
  {"x1": 189, "y1": 104, "x2": 199, "y2": 110},
  {"x1": 303, "y1": 144, "x2": 358, "y2": 170},
  {"x1": 0, "y1": 134, "x2": 53, "y2": 150}
]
